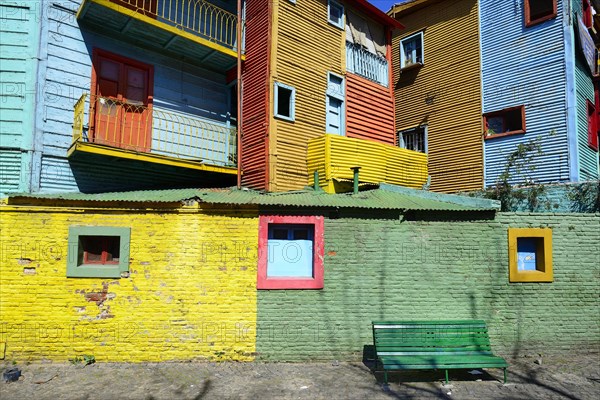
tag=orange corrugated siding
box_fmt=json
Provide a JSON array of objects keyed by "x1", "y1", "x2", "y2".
[
  {"x1": 346, "y1": 73, "x2": 395, "y2": 145},
  {"x1": 391, "y1": 0, "x2": 483, "y2": 193},
  {"x1": 241, "y1": 0, "x2": 271, "y2": 190}
]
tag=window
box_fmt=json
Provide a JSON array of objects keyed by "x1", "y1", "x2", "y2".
[
  {"x1": 508, "y1": 228, "x2": 553, "y2": 283},
  {"x1": 257, "y1": 215, "x2": 325, "y2": 289},
  {"x1": 583, "y1": 0, "x2": 593, "y2": 28},
  {"x1": 588, "y1": 99, "x2": 599, "y2": 150},
  {"x1": 398, "y1": 126, "x2": 427, "y2": 153},
  {"x1": 524, "y1": 0, "x2": 557, "y2": 27},
  {"x1": 67, "y1": 226, "x2": 131, "y2": 278},
  {"x1": 483, "y1": 106, "x2": 526, "y2": 139},
  {"x1": 274, "y1": 82, "x2": 295, "y2": 121},
  {"x1": 400, "y1": 32, "x2": 423, "y2": 69},
  {"x1": 326, "y1": 72, "x2": 345, "y2": 135},
  {"x1": 328, "y1": 0, "x2": 344, "y2": 29}
]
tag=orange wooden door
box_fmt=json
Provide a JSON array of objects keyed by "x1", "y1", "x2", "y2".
[{"x1": 92, "y1": 51, "x2": 152, "y2": 152}]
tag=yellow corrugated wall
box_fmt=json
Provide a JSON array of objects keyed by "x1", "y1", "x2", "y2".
[
  {"x1": 391, "y1": 0, "x2": 483, "y2": 193},
  {"x1": 307, "y1": 134, "x2": 428, "y2": 192},
  {"x1": 0, "y1": 204, "x2": 258, "y2": 362},
  {"x1": 269, "y1": 0, "x2": 345, "y2": 191}
]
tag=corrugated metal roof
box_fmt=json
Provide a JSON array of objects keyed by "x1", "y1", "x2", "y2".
[{"x1": 7, "y1": 184, "x2": 500, "y2": 211}]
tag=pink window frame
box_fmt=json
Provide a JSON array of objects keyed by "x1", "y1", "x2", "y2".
[{"x1": 257, "y1": 215, "x2": 325, "y2": 290}]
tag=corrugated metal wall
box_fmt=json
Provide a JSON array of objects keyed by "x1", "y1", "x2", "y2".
[
  {"x1": 241, "y1": 0, "x2": 271, "y2": 190},
  {"x1": 346, "y1": 73, "x2": 395, "y2": 144},
  {"x1": 269, "y1": 0, "x2": 345, "y2": 191},
  {"x1": 391, "y1": 0, "x2": 483, "y2": 193},
  {"x1": 481, "y1": 0, "x2": 571, "y2": 186},
  {"x1": 0, "y1": 2, "x2": 39, "y2": 194}
]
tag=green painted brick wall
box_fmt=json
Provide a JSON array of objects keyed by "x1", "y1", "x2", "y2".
[{"x1": 256, "y1": 212, "x2": 600, "y2": 361}]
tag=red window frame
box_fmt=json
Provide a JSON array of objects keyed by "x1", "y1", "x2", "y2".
[
  {"x1": 81, "y1": 236, "x2": 120, "y2": 265},
  {"x1": 483, "y1": 105, "x2": 527, "y2": 140},
  {"x1": 524, "y1": 0, "x2": 558, "y2": 27},
  {"x1": 588, "y1": 99, "x2": 599, "y2": 151},
  {"x1": 583, "y1": 0, "x2": 593, "y2": 28},
  {"x1": 257, "y1": 215, "x2": 325, "y2": 290}
]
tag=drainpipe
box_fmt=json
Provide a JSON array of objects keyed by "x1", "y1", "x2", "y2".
[
  {"x1": 236, "y1": 0, "x2": 242, "y2": 190},
  {"x1": 351, "y1": 166, "x2": 361, "y2": 194},
  {"x1": 314, "y1": 170, "x2": 320, "y2": 191}
]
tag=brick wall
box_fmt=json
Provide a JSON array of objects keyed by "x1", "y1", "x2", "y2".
[
  {"x1": 0, "y1": 204, "x2": 259, "y2": 362},
  {"x1": 256, "y1": 212, "x2": 600, "y2": 360}
]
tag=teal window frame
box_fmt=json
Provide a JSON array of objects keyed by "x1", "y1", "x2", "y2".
[
  {"x1": 328, "y1": 0, "x2": 344, "y2": 29},
  {"x1": 67, "y1": 226, "x2": 131, "y2": 278}
]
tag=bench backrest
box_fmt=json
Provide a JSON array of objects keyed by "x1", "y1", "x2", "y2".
[{"x1": 372, "y1": 320, "x2": 493, "y2": 356}]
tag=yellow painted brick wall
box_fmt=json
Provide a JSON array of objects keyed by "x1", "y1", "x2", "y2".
[{"x1": 0, "y1": 204, "x2": 259, "y2": 362}]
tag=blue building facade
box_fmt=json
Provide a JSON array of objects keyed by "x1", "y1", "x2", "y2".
[
  {"x1": 1, "y1": 0, "x2": 242, "y2": 195},
  {"x1": 480, "y1": 0, "x2": 599, "y2": 187}
]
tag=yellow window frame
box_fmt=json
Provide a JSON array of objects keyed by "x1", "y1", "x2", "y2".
[{"x1": 508, "y1": 228, "x2": 553, "y2": 283}]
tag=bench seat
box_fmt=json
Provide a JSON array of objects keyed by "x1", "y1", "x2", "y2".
[{"x1": 372, "y1": 320, "x2": 508, "y2": 384}]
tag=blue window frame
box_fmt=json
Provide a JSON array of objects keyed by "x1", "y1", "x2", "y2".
[
  {"x1": 328, "y1": 0, "x2": 344, "y2": 29},
  {"x1": 274, "y1": 82, "x2": 296, "y2": 121},
  {"x1": 267, "y1": 224, "x2": 315, "y2": 278}
]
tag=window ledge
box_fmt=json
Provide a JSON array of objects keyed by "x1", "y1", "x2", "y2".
[
  {"x1": 525, "y1": 13, "x2": 557, "y2": 27},
  {"x1": 400, "y1": 62, "x2": 423, "y2": 72},
  {"x1": 274, "y1": 114, "x2": 295, "y2": 122},
  {"x1": 484, "y1": 130, "x2": 525, "y2": 140}
]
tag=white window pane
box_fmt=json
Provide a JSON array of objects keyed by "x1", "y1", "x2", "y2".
[{"x1": 267, "y1": 239, "x2": 314, "y2": 277}]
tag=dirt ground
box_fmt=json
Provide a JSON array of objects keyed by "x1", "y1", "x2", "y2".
[{"x1": 1, "y1": 354, "x2": 599, "y2": 400}]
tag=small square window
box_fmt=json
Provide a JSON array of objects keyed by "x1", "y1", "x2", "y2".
[
  {"x1": 587, "y1": 99, "x2": 599, "y2": 150},
  {"x1": 274, "y1": 82, "x2": 295, "y2": 121},
  {"x1": 483, "y1": 106, "x2": 526, "y2": 139},
  {"x1": 257, "y1": 215, "x2": 324, "y2": 289},
  {"x1": 400, "y1": 32, "x2": 423, "y2": 69},
  {"x1": 524, "y1": 0, "x2": 557, "y2": 27},
  {"x1": 328, "y1": 0, "x2": 344, "y2": 29},
  {"x1": 398, "y1": 126, "x2": 427, "y2": 153},
  {"x1": 67, "y1": 226, "x2": 131, "y2": 278},
  {"x1": 508, "y1": 228, "x2": 553, "y2": 282}
]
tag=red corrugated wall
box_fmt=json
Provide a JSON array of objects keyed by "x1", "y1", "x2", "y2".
[
  {"x1": 345, "y1": 73, "x2": 395, "y2": 145},
  {"x1": 241, "y1": 0, "x2": 270, "y2": 190}
]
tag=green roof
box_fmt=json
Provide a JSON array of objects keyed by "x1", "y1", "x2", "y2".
[{"x1": 7, "y1": 184, "x2": 500, "y2": 212}]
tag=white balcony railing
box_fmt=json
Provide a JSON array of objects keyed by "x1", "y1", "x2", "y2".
[
  {"x1": 346, "y1": 42, "x2": 389, "y2": 87},
  {"x1": 73, "y1": 93, "x2": 237, "y2": 167}
]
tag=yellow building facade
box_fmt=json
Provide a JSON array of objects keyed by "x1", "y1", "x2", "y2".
[
  {"x1": 390, "y1": 0, "x2": 484, "y2": 193},
  {"x1": 0, "y1": 202, "x2": 258, "y2": 362}
]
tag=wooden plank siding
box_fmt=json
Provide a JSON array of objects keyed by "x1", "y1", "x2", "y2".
[
  {"x1": 391, "y1": 0, "x2": 483, "y2": 193},
  {"x1": 268, "y1": 0, "x2": 346, "y2": 191},
  {"x1": 241, "y1": 0, "x2": 271, "y2": 190},
  {"x1": 346, "y1": 73, "x2": 395, "y2": 145}
]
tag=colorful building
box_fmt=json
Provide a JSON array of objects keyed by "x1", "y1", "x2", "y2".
[
  {"x1": 389, "y1": 0, "x2": 600, "y2": 192},
  {"x1": 0, "y1": 0, "x2": 428, "y2": 196},
  {"x1": 1, "y1": 187, "x2": 598, "y2": 362}
]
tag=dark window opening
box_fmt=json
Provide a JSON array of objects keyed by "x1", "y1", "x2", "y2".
[
  {"x1": 398, "y1": 126, "x2": 426, "y2": 153},
  {"x1": 80, "y1": 235, "x2": 120, "y2": 265},
  {"x1": 277, "y1": 86, "x2": 292, "y2": 118},
  {"x1": 525, "y1": 0, "x2": 557, "y2": 26},
  {"x1": 484, "y1": 106, "x2": 526, "y2": 138}
]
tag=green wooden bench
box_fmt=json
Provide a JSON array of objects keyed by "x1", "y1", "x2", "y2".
[{"x1": 372, "y1": 320, "x2": 508, "y2": 384}]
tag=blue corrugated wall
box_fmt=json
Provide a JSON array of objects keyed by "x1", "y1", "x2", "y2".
[
  {"x1": 481, "y1": 0, "x2": 570, "y2": 186},
  {"x1": 20, "y1": 0, "x2": 233, "y2": 193},
  {"x1": 0, "y1": 3, "x2": 41, "y2": 195}
]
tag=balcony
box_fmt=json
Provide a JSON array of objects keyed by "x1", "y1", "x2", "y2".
[
  {"x1": 77, "y1": 0, "x2": 244, "y2": 70},
  {"x1": 346, "y1": 42, "x2": 389, "y2": 87},
  {"x1": 69, "y1": 93, "x2": 237, "y2": 176},
  {"x1": 307, "y1": 134, "x2": 427, "y2": 193}
]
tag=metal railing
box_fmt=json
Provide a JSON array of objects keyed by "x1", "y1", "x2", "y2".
[
  {"x1": 109, "y1": 0, "x2": 242, "y2": 50},
  {"x1": 346, "y1": 42, "x2": 389, "y2": 87},
  {"x1": 73, "y1": 93, "x2": 237, "y2": 167}
]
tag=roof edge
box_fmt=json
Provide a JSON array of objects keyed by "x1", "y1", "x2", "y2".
[
  {"x1": 348, "y1": 0, "x2": 405, "y2": 29},
  {"x1": 378, "y1": 183, "x2": 502, "y2": 211}
]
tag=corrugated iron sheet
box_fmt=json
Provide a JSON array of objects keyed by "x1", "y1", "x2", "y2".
[
  {"x1": 0, "y1": 150, "x2": 22, "y2": 194},
  {"x1": 270, "y1": 0, "x2": 344, "y2": 191},
  {"x1": 241, "y1": 0, "x2": 271, "y2": 190},
  {"x1": 391, "y1": 0, "x2": 484, "y2": 193},
  {"x1": 7, "y1": 185, "x2": 499, "y2": 211},
  {"x1": 481, "y1": 0, "x2": 571, "y2": 186},
  {"x1": 307, "y1": 134, "x2": 427, "y2": 192},
  {"x1": 346, "y1": 73, "x2": 395, "y2": 145}
]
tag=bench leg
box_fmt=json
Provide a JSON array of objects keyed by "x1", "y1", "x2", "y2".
[
  {"x1": 445, "y1": 369, "x2": 449, "y2": 385},
  {"x1": 503, "y1": 368, "x2": 507, "y2": 384}
]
